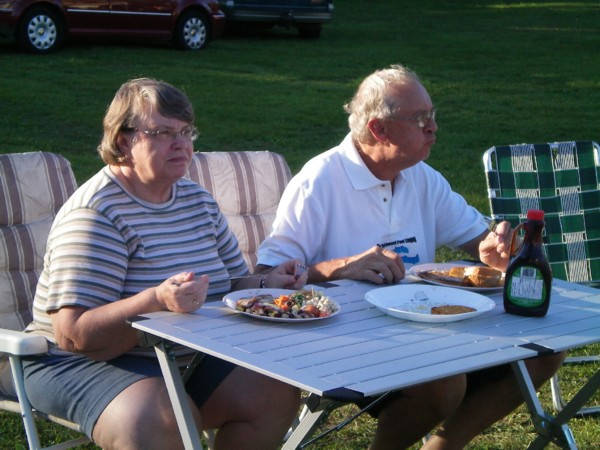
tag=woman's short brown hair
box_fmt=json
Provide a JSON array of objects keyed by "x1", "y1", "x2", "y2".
[{"x1": 97, "y1": 78, "x2": 195, "y2": 165}]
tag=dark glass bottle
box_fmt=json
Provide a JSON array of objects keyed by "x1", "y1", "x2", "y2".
[{"x1": 503, "y1": 209, "x2": 553, "y2": 317}]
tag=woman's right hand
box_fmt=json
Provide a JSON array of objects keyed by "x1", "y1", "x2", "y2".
[
  {"x1": 50, "y1": 272, "x2": 209, "y2": 360},
  {"x1": 156, "y1": 272, "x2": 209, "y2": 313}
]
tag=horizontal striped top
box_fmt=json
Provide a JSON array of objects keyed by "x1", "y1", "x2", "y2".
[{"x1": 26, "y1": 167, "x2": 249, "y2": 354}]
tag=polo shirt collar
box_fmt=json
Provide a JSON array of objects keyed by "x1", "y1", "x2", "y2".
[{"x1": 340, "y1": 133, "x2": 390, "y2": 191}]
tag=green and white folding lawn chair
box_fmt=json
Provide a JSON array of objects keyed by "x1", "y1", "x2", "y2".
[{"x1": 483, "y1": 140, "x2": 600, "y2": 417}]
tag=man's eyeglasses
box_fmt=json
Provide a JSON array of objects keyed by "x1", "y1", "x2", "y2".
[
  {"x1": 125, "y1": 127, "x2": 199, "y2": 142},
  {"x1": 387, "y1": 108, "x2": 436, "y2": 129}
]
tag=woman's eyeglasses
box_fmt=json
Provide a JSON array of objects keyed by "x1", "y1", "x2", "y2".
[{"x1": 123, "y1": 126, "x2": 199, "y2": 142}]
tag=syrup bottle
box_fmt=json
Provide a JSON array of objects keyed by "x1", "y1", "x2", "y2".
[{"x1": 503, "y1": 209, "x2": 553, "y2": 317}]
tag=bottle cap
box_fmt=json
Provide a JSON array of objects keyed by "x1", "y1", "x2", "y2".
[{"x1": 527, "y1": 209, "x2": 544, "y2": 221}]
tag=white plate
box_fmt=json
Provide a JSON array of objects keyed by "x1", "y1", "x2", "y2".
[
  {"x1": 408, "y1": 263, "x2": 504, "y2": 292},
  {"x1": 223, "y1": 288, "x2": 341, "y2": 322},
  {"x1": 365, "y1": 284, "x2": 496, "y2": 323}
]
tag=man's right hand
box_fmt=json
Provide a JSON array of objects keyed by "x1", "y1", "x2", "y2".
[{"x1": 313, "y1": 246, "x2": 405, "y2": 284}]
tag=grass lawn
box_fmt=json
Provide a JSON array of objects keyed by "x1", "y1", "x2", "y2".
[{"x1": 1, "y1": 0, "x2": 599, "y2": 448}]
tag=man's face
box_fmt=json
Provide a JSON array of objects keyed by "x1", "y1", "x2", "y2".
[{"x1": 378, "y1": 81, "x2": 438, "y2": 169}]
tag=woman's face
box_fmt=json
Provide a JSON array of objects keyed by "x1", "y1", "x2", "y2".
[{"x1": 120, "y1": 110, "x2": 194, "y2": 189}]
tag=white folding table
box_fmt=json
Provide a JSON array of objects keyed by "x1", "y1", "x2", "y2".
[{"x1": 130, "y1": 278, "x2": 600, "y2": 450}]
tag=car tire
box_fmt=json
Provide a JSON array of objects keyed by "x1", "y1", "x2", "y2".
[
  {"x1": 298, "y1": 23, "x2": 321, "y2": 39},
  {"x1": 16, "y1": 7, "x2": 64, "y2": 53},
  {"x1": 175, "y1": 11, "x2": 210, "y2": 50}
]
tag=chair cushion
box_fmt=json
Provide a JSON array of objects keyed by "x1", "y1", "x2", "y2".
[
  {"x1": 0, "y1": 360, "x2": 13, "y2": 398},
  {"x1": 0, "y1": 152, "x2": 77, "y2": 396},
  {"x1": 187, "y1": 151, "x2": 292, "y2": 271}
]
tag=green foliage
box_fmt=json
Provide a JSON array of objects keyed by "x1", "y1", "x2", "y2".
[{"x1": 1, "y1": 0, "x2": 598, "y2": 448}]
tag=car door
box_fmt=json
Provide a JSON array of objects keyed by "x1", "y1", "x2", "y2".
[
  {"x1": 63, "y1": 0, "x2": 111, "y2": 34},
  {"x1": 109, "y1": 0, "x2": 175, "y2": 37}
]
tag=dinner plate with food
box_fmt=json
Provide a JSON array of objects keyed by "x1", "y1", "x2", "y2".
[
  {"x1": 365, "y1": 285, "x2": 496, "y2": 323},
  {"x1": 408, "y1": 263, "x2": 504, "y2": 292},
  {"x1": 223, "y1": 288, "x2": 341, "y2": 322}
]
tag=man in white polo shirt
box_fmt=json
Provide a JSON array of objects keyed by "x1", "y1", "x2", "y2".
[{"x1": 256, "y1": 64, "x2": 565, "y2": 450}]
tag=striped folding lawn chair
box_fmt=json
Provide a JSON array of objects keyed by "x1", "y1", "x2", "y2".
[
  {"x1": 0, "y1": 151, "x2": 90, "y2": 449},
  {"x1": 483, "y1": 140, "x2": 600, "y2": 417}
]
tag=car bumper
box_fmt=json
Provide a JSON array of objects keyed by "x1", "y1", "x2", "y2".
[
  {"x1": 227, "y1": 11, "x2": 332, "y2": 24},
  {"x1": 211, "y1": 10, "x2": 227, "y2": 38},
  {"x1": 0, "y1": 7, "x2": 18, "y2": 38},
  {"x1": 221, "y1": 1, "x2": 334, "y2": 25}
]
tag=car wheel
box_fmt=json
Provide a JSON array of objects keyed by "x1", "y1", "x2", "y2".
[
  {"x1": 298, "y1": 23, "x2": 321, "y2": 39},
  {"x1": 175, "y1": 11, "x2": 210, "y2": 50},
  {"x1": 17, "y1": 7, "x2": 64, "y2": 53}
]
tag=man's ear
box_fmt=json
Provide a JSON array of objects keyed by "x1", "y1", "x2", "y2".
[{"x1": 366, "y1": 118, "x2": 387, "y2": 143}]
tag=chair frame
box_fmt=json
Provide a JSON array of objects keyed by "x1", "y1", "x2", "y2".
[{"x1": 0, "y1": 331, "x2": 90, "y2": 450}]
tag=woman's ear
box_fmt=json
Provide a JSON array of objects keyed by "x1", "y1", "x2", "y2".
[
  {"x1": 367, "y1": 118, "x2": 387, "y2": 143},
  {"x1": 116, "y1": 131, "x2": 132, "y2": 158}
]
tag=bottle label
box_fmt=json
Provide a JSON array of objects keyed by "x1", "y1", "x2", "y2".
[{"x1": 506, "y1": 266, "x2": 547, "y2": 308}]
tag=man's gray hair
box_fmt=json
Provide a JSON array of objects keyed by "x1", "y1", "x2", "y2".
[{"x1": 344, "y1": 64, "x2": 421, "y2": 144}]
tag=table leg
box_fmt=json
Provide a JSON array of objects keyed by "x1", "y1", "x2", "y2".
[
  {"x1": 154, "y1": 339, "x2": 204, "y2": 450},
  {"x1": 282, "y1": 392, "x2": 395, "y2": 449},
  {"x1": 511, "y1": 360, "x2": 578, "y2": 450},
  {"x1": 282, "y1": 396, "x2": 343, "y2": 450}
]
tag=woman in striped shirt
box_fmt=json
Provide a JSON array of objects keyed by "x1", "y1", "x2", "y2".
[{"x1": 23, "y1": 78, "x2": 304, "y2": 450}]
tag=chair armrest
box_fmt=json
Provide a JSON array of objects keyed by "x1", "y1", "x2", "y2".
[{"x1": 0, "y1": 329, "x2": 48, "y2": 355}]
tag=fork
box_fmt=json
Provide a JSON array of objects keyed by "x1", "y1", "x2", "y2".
[
  {"x1": 294, "y1": 263, "x2": 309, "y2": 280},
  {"x1": 228, "y1": 275, "x2": 262, "y2": 282},
  {"x1": 230, "y1": 263, "x2": 309, "y2": 282},
  {"x1": 483, "y1": 216, "x2": 498, "y2": 234}
]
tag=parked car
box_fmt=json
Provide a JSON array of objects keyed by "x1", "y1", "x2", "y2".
[
  {"x1": 219, "y1": 0, "x2": 333, "y2": 39},
  {"x1": 0, "y1": 0, "x2": 226, "y2": 53}
]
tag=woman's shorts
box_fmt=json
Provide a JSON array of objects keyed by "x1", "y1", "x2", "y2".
[{"x1": 22, "y1": 352, "x2": 235, "y2": 439}]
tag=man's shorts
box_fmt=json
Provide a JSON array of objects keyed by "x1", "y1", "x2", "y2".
[{"x1": 353, "y1": 364, "x2": 511, "y2": 418}]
